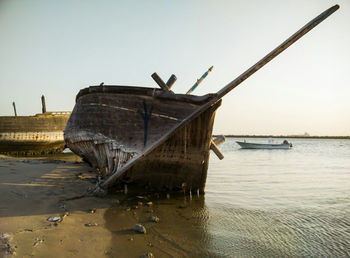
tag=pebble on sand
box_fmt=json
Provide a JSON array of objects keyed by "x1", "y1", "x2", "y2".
[
  {"x1": 132, "y1": 224, "x2": 146, "y2": 234},
  {"x1": 85, "y1": 223, "x2": 98, "y2": 227},
  {"x1": 47, "y1": 216, "x2": 61, "y2": 222},
  {"x1": 140, "y1": 252, "x2": 154, "y2": 258},
  {"x1": 150, "y1": 216, "x2": 159, "y2": 223},
  {"x1": 88, "y1": 208, "x2": 96, "y2": 214},
  {"x1": 0, "y1": 233, "x2": 15, "y2": 255}
]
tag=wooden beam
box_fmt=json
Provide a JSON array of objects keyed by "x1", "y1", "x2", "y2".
[
  {"x1": 41, "y1": 95, "x2": 46, "y2": 114},
  {"x1": 166, "y1": 74, "x2": 177, "y2": 90},
  {"x1": 210, "y1": 141, "x2": 224, "y2": 160},
  {"x1": 216, "y1": 5, "x2": 339, "y2": 99},
  {"x1": 12, "y1": 102, "x2": 17, "y2": 116},
  {"x1": 151, "y1": 73, "x2": 169, "y2": 91}
]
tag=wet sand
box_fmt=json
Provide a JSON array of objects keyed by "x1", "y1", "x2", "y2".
[{"x1": 0, "y1": 154, "x2": 209, "y2": 257}]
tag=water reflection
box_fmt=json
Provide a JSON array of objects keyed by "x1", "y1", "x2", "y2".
[{"x1": 204, "y1": 205, "x2": 350, "y2": 257}]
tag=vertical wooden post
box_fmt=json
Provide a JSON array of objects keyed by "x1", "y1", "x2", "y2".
[
  {"x1": 41, "y1": 95, "x2": 46, "y2": 114},
  {"x1": 12, "y1": 102, "x2": 17, "y2": 116}
]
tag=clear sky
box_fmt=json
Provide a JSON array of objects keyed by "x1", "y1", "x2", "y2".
[{"x1": 0, "y1": 0, "x2": 349, "y2": 136}]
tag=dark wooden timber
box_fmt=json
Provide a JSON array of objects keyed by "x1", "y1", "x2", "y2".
[
  {"x1": 210, "y1": 135, "x2": 225, "y2": 160},
  {"x1": 209, "y1": 141, "x2": 224, "y2": 160},
  {"x1": 151, "y1": 73, "x2": 170, "y2": 91},
  {"x1": 166, "y1": 74, "x2": 177, "y2": 89},
  {"x1": 12, "y1": 102, "x2": 17, "y2": 117},
  {"x1": 216, "y1": 5, "x2": 339, "y2": 99},
  {"x1": 64, "y1": 5, "x2": 339, "y2": 193},
  {"x1": 41, "y1": 95, "x2": 47, "y2": 114}
]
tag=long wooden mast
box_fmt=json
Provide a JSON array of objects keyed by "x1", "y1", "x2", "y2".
[
  {"x1": 216, "y1": 4, "x2": 339, "y2": 99},
  {"x1": 99, "y1": 5, "x2": 339, "y2": 190}
]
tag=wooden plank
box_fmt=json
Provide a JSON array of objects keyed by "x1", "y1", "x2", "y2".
[
  {"x1": 12, "y1": 102, "x2": 17, "y2": 117},
  {"x1": 210, "y1": 141, "x2": 224, "y2": 160},
  {"x1": 166, "y1": 74, "x2": 177, "y2": 89},
  {"x1": 151, "y1": 73, "x2": 170, "y2": 91},
  {"x1": 41, "y1": 95, "x2": 46, "y2": 114}
]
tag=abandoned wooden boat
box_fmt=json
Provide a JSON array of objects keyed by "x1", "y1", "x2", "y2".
[
  {"x1": 65, "y1": 85, "x2": 221, "y2": 192},
  {"x1": 64, "y1": 5, "x2": 338, "y2": 193},
  {"x1": 0, "y1": 96, "x2": 71, "y2": 155},
  {"x1": 236, "y1": 140, "x2": 292, "y2": 149}
]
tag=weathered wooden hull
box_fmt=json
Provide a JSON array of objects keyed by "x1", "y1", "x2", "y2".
[
  {"x1": 0, "y1": 113, "x2": 70, "y2": 155},
  {"x1": 64, "y1": 85, "x2": 220, "y2": 192},
  {"x1": 123, "y1": 102, "x2": 220, "y2": 191}
]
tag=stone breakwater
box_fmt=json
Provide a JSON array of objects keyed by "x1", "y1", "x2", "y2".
[
  {"x1": 0, "y1": 131, "x2": 64, "y2": 142},
  {"x1": 0, "y1": 114, "x2": 70, "y2": 155}
]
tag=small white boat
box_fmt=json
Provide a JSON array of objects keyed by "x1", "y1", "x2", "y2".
[{"x1": 236, "y1": 140, "x2": 292, "y2": 149}]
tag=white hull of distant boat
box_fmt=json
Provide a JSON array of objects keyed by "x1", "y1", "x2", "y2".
[{"x1": 236, "y1": 141, "x2": 292, "y2": 149}]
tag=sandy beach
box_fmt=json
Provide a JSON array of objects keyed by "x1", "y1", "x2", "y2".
[{"x1": 0, "y1": 154, "x2": 208, "y2": 257}]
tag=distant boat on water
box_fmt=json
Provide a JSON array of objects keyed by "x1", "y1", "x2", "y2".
[{"x1": 236, "y1": 140, "x2": 292, "y2": 149}]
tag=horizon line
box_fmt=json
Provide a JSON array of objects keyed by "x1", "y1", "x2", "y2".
[{"x1": 213, "y1": 135, "x2": 350, "y2": 139}]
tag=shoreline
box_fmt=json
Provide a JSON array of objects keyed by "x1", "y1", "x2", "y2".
[{"x1": 0, "y1": 154, "x2": 207, "y2": 257}]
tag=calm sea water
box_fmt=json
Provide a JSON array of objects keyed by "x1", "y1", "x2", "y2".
[{"x1": 203, "y1": 137, "x2": 350, "y2": 257}]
